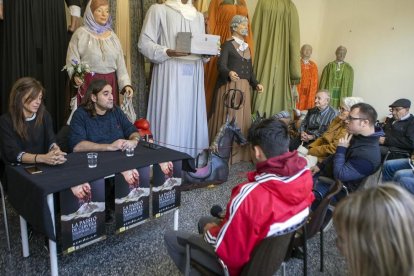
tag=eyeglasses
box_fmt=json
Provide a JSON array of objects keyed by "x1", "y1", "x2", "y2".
[
  {"x1": 346, "y1": 115, "x2": 367, "y2": 121},
  {"x1": 389, "y1": 107, "x2": 405, "y2": 112}
]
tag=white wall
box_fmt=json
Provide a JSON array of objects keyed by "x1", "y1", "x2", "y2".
[{"x1": 248, "y1": 0, "x2": 414, "y2": 120}]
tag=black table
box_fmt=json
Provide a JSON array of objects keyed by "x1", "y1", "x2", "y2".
[{"x1": 6, "y1": 144, "x2": 192, "y2": 275}]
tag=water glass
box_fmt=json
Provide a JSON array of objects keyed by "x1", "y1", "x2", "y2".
[
  {"x1": 87, "y1": 152, "x2": 98, "y2": 168},
  {"x1": 125, "y1": 148, "x2": 134, "y2": 157}
]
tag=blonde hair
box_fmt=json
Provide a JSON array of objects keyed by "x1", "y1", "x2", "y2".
[{"x1": 333, "y1": 184, "x2": 414, "y2": 276}]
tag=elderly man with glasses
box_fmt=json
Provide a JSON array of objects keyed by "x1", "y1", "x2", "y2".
[{"x1": 380, "y1": 98, "x2": 414, "y2": 160}]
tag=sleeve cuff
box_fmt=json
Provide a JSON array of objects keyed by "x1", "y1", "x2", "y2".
[{"x1": 68, "y1": 5, "x2": 81, "y2": 17}]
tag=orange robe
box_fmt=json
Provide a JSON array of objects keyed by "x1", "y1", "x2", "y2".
[
  {"x1": 296, "y1": 59, "x2": 318, "y2": 110},
  {"x1": 205, "y1": 0, "x2": 254, "y2": 115}
]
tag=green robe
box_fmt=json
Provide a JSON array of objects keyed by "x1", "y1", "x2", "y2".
[
  {"x1": 251, "y1": 0, "x2": 301, "y2": 116},
  {"x1": 319, "y1": 61, "x2": 354, "y2": 108}
]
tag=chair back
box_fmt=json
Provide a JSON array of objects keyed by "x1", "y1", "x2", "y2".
[
  {"x1": 301, "y1": 179, "x2": 342, "y2": 240},
  {"x1": 358, "y1": 166, "x2": 382, "y2": 190},
  {"x1": 241, "y1": 231, "x2": 295, "y2": 276}
]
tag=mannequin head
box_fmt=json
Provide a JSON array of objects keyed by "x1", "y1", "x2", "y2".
[
  {"x1": 230, "y1": 15, "x2": 248, "y2": 37},
  {"x1": 335, "y1": 46, "x2": 347, "y2": 62},
  {"x1": 91, "y1": 0, "x2": 110, "y2": 26},
  {"x1": 300, "y1": 44, "x2": 313, "y2": 60}
]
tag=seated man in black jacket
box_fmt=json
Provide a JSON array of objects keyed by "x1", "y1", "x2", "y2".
[{"x1": 380, "y1": 98, "x2": 414, "y2": 160}]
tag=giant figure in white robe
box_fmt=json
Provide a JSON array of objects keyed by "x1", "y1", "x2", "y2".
[{"x1": 138, "y1": 0, "x2": 208, "y2": 157}]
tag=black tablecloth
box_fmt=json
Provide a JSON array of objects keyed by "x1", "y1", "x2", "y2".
[{"x1": 6, "y1": 144, "x2": 192, "y2": 240}]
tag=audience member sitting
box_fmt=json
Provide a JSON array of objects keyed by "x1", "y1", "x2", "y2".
[
  {"x1": 379, "y1": 98, "x2": 414, "y2": 160},
  {"x1": 312, "y1": 103, "x2": 382, "y2": 199},
  {"x1": 164, "y1": 118, "x2": 315, "y2": 275},
  {"x1": 289, "y1": 90, "x2": 337, "y2": 151},
  {"x1": 333, "y1": 184, "x2": 414, "y2": 275},
  {"x1": 382, "y1": 154, "x2": 414, "y2": 194},
  {"x1": 308, "y1": 97, "x2": 364, "y2": 162}
]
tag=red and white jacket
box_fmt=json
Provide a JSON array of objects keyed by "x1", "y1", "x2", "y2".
[{"x1": 204, "y1": 151, "x2": 315, "y2": 276}]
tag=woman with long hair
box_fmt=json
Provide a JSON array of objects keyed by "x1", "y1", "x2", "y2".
[
  {"x1": 0, "y1": 77, "x2": 66, "y2": 166},
  {"x1": 333, "y1": 184, "x2": 414, "y2": 276}
]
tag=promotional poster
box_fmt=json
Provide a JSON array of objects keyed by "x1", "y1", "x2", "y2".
[
  {"x1": 60, "y1": 179, "x2": 106, "y2": 254},
  {"x1": 152, "y1": 161, "x2": 182, "y2": 218},
  {"x1": 115, "y1": 166, "x2": 151, "y2": 233}
]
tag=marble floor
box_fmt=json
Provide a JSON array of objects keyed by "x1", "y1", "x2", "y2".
[{"x1": 0, "y1": 162, "x2": 347, "y2": 275}]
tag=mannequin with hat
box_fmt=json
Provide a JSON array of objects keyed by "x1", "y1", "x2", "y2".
[
  {"x1": 66, "y1": 0, "x2": 133, "y2": 108},
  {"x1": 379, "y1": 98, "x2": 414, "y2": 160}
]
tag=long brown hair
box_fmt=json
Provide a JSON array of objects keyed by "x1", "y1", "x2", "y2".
[
  {"x1": 9, "y1": 77, "x2": 46, "y2": 140},
  {"x1": 81, "y1": 78, "x2": 111, "y2": 117},
  {"x1": 333, "y1": 184, "x2": 414, "y2": 276}
]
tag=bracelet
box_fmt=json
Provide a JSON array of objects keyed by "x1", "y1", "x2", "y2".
[{"x1": 34, "y1": 154, "x2": 38, "y2": 164}]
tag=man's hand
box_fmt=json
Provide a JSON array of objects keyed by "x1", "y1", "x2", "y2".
[
  {"x1": 203, "y1": 222, "x2": 219, "y2": 234},
  {"x1": 123, "y1": 139, "x2": 138, "y2": 151},
  {"x1": 379, "y1": 136, "x2": 385, "y2": 145},
  {"x1": 108, "y1": 139, "x2": 127, "y2": 151},
  {"x1": 121, "y1": 169, "x2": 139, "y2": 186},
  {"x1": 338, "y1": 133, "x2": 353, "y2": 148},
  {"x1": 166, "y1": 49, "x2": 190, "y2": 57},
  {"x1": 71, "y1": 183, "x2": 91, "y2": 200}
]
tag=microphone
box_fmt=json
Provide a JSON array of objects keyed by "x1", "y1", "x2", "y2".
[{"x1": 210, "y1": 205, "x2": 225, "y2": 219}]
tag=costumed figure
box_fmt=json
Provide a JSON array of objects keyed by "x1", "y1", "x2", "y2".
[
  {"x1": 204, "y1": 0, "x2": 253, "y2": 115},
  {"x1": 138, "y1": 0, "x2": 209, "y2": 158},
  {"x1": 319, "y1": 45, "x2": 354, "y2": 108},
  {"x1": 251, "y1": 0, "x2": 301, "y2": 116},
  {"x1": 296, "y1": 44, "x2": 318, "y2": 111},
  {"x1": 66, "y1": 0, "x2": 133, "y2": 108},
  {"x1": 0, "y1": 0, "x2": 81, "y2": 129},
  {"x1": 208, "y1": 15, "x2": 263, "y2": 164}
]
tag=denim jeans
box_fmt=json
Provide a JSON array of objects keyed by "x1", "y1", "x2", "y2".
[{"x1": 382, "y1": 158, "x2": 413, "y2": 182}]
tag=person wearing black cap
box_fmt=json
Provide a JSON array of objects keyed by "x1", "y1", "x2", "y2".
[{"x1": 379, "y1": 98, "x2": 414, "y2": 160}]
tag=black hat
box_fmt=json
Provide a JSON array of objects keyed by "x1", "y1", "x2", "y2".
[{"x1": 389, "y1": 98, "x2": 411, "y2": 108}]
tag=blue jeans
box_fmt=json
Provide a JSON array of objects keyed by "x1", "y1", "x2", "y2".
[{"x1": 382, "y1": 158, "x2": 412, "y2": 181}]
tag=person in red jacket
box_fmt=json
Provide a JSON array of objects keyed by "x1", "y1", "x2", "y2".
[{"x1": 164, "y1": 118, "x2": 315, "y2": 275}]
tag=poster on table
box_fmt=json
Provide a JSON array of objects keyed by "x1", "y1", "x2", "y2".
[
  {"x1": 60, "y1": 178, "x2": 106, "y2": 254},
  {"x1": 114, "y1": 166, "x2": 151, "y2": 233},
  {"x1": 152, "y1": 161, "x2": 182, "y2": 218}
]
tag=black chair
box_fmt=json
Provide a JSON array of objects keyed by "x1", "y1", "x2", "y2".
[
  {"x1": 178, "y1": 230, "x2": 297, "y2": 276},
  {"x1": 290, "y1": 178, "x2": 343, "y2": 275}
]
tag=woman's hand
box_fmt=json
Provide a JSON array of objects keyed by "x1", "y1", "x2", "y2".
[
  {"x1": 256, "y1": 84, "x2": 264, "y2": 93},
  {"x1": 73, "y1": 76, "x2": 84, "y2": 87},
  {"x1": 228, "y1": 71, "x2": 240, "y2": 82},
  {"x1": 124, "y1": 86, "x2": 134, "y2": 98},
  {"x1": 310, "y1": 165, "x2": 320, "y2": 175},
  {"x1": 40, "y1": 149, "x2": 67, "y2": 166}
]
